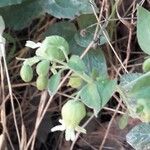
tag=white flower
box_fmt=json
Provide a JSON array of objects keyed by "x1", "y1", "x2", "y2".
[
  {"x1": 51, "y1": 119, "x2": 86, "y2": 141},
  {"x1": 25, "y1": 41, "x2": 42, "y2": 49}
]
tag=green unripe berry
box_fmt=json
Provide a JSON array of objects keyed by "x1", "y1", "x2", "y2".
[
  {"x1": 143, "y1": 58, "x2": 150, "y2": 72},
  {"x1": 36, "y1": 60, "x2": 50, "y2": 76},
  {"x1": 61, "y1": 100, "x2": 86, "y2": 128},
  {"x1": 68, "y1": 73, "x2": 83, "y2": 89},
  {"x1": 36, "y1": 75, "x2": 48, "y2": 90},
  {"x1": 20, "y1": 65, "x2": 33, "y2": 82}
]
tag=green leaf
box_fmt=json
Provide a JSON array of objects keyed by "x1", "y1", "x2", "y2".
[
  {"x1": 47, "y1": 73, "x2": 61, "y2": 95},
  {"x1": 129, "y1": 72, "x2": 150, "y2": 99},
  {"x1": 68, "y1": 55, "x2": 86, "y2": 73},
  {"x1": 75, "y1": 14, "x2": 108, "y2": 48},
  {"x1": 44, "y1": 21, "x2": 77, "y2": 43},
  {"x1": 96, "y1": 78, "x2": 117, "y2": 106},
  {"x1": 0, "y1": 0, "x2": 97, "y2": 30},
  {"x1": 0, "y1": 0, "x2": 24, "y2": 8},
  {"x1": 126, "y1": 123, "x2": 150, "y2": 150},
  {"x1": 120, "y1": 73, "x2": 142, "y2": 87},
  {"x1": 83, "y1": 48, "x2": 108, "y2": 78},
  {"x1": 80, "y1": 79, "x2": 116, "y2": 116},
  {"x1": 74, "y1": 30, "x2": 108, "y2": 48},
  {"x1": 119, "y1": 72, "x2": 150, "y2": 120},
  {"x1": 46, "y1": 0, "x2": 98, "y2": 19},
  {"x1": 0, "y1": 0, "x2": 43, "y2": 30},
  {"x1": 77, "y1": 14, "x2": 97, "y2": 29},
  {"x1": 118, "y1": 113, "x2": 129, "y2": 129},
  {"x1": 137, "y1": 6, "x2": 150, "y2": 55},
  {"x1": 74, "y1": 31, "x2": 94, "y2": 48},
  {"x1": 79, "y1": 82, "x2": 101, "y2": 116}
]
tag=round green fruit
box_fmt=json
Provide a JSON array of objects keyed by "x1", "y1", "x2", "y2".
[
  {"x1": 61, "y1": 100, "x2": 86, "y2": 128},
  {"x1": 20, "y1": 65, "x2": 33, "y2": 82},
  {"x1": 36, "y1": 60, "x2": 50, "y2": 76},
  {"x1": 36, "y1": 75, "x2": 48, "y2": 90},
  {"x1": 143, "y1": 58, "x2": 150, "y2": 72},
  {"x1": 36, "y1": 36, "x2": 69, "y2": 61},
  {"x1": 68, "y1": 73, "x2": 83, "y2": 89}
]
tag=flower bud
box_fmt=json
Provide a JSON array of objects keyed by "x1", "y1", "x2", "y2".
[
  {"x1": 143, "y1": 58, "x2": 150, "y2": 72},
  {"x1": 36, "y1": 75, "x2": 48, "y2": 90},
  {"x1": 36, "y1": 36, "x2": 69, "y2": 61},
  {"x1": 68, "y1": 73, "x2": 83, "y2": 88},
  {"x1": 61, "y1": 100, "x2": 86, "y2": 129},
  {"x1": 36, "y1": 60, "x2": 50, "y2": 76},
  {"x1": 20, "y1": 64, "x2": 33, "y2": 82}
]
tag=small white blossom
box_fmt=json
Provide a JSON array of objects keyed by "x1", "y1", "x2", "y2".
[
  {"x1": 51, "y1": 119, "x2": 86, "y2": 141},
  {"x1": 25, "y1": 41, "x2": 42, "y2": 49}
]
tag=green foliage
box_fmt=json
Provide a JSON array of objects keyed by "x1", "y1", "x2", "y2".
[
  {"x1": 77, "y1": 14, "x2": 97, "y2": 29},
  {"x1": 0, "y1": 0, "x2": 43, "y2": 30},
  {"x1": 44, "y1": 22, "x2": 77, "y2": 43},
  {"x1": 83, "y1": 48, "x2": 108, "y2": 78},
  {"x1": 96, "y1": 79, "x2": 117, "y2": 107},
  {"x1": 79, "y1": 79, "x2": 116, "y2": 116},
  {"x1": 129, "y1": 72, "x2": 150, "y2": 99},
  {"x1": 3, "y1": 1, "x2": 150, "y2": 146},
  {"x1": 79, "y1": 82, "x2": 101, "y2": 116},
  {"x1": 68, "y1": 55, "x2": 86, "y2": 73},
  {"x1": 126, "y1": 123, "x2": 150, "y2": 150},
  {"x1": 47, "y1": 73, "x2": 61, "y2": 95},
  {"x1": 74, "y1": 31, "x2": 94, "y2": 48},
  {"x1": 119, "y1": 72, "x2": 150, "y2": 122},
  {"x1": 120, "y1": 73, "x2": 142, "y2": 87},
  {"x1": 45, "y1": 0, "x2": 97, "y2": 19},
  {"x1": 0, "y1": 0, "x2": 97, "y2": 30},
  {"x1": 0, "y1": 0, "x2": 24, "y2": 8},
  {"x1": 137, "y1": 6, "x2": 150, "y2": 55}
]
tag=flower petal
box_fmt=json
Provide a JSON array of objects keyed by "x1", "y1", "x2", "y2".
[
  {"x1": 25, "y1": 41, "x2": 41, "y2": 49},
  {"x1": 59, "y1": 119, "x2": 63, "y2": 124},
  {"x1": 75, "y1": 126, "x2": 86, "y2": 134},
  {"x1": 51, "y1": 125, "x2": 65, "y2": 132},
  {"x1": 65, "y1": 128, "x2": 76, "y2": 141},
  {"x1": 70, "y1": 130, "x2": 76, "y2": 141},
  {"x1": 65, "y1": 128, "x2": 71, "y2": 141}
]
